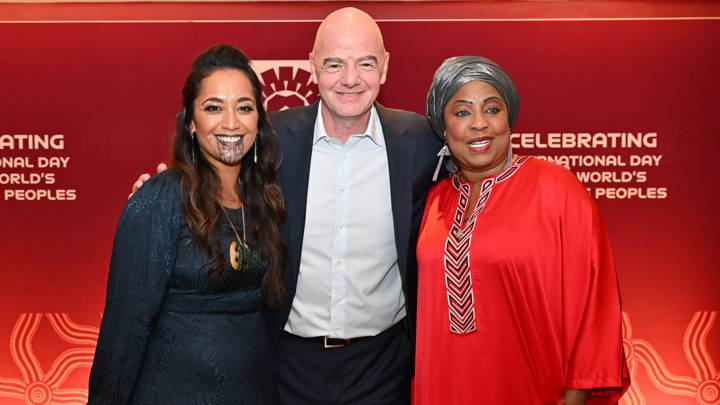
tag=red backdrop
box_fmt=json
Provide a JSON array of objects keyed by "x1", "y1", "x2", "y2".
[{"x1": 1, "y1": 2, "x2": 718, "y2": 404}]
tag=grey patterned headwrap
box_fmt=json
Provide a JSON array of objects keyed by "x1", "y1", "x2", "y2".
[{"x1": 426, "y1": 56, "x2": 520, "y2": 139}]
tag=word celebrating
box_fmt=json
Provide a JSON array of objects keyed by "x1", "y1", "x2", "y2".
[
  {"x1": 512, "y1": 132, "x2": 657, "y2": 149},
  {"x1": 0, "y1": 134, "x2": 64, "y2": 150}
]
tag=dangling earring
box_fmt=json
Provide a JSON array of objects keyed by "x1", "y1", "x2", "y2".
[
  {"x1": 191, "y1": 131, "x2": 197, "y2": 165},
  {"x1": 433, "y1": 130, "x2": 453, "y2": 181},
  {"x1": 503, "y1": 129, "x2": 514, "y2": 168},
  {"x1": 253, "y1": 133, "x2": 259, "y2": 164}
]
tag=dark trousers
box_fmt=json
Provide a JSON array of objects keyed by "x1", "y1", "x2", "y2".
[{"x1": 273, "y1": 322, "x2": 412, "y2": 405}]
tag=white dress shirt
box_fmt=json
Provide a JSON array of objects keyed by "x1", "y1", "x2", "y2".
[{"x1": 284, "y1": 103, "x2": 406, "y2": 339}]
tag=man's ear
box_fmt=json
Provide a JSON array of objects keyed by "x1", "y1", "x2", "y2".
[
  {"x1": 309, "y1": 52, "x2": 319, "y2": 84},
  {"x1": 380, "y1": 51, "x2": 390, "y2": 85}
]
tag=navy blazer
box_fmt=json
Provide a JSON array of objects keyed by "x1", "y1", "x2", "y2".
[{"x1": 266, "y1": 101, "x2": 442, "y2": 346}]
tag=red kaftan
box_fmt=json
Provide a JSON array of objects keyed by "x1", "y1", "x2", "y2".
[{"x1": 414, "y1": 157, "x2": 629, "y2": 404}]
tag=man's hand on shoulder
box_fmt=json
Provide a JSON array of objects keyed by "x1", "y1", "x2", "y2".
[{"x1": 129, "y1": 163, "x2": 168, "y2": 199}]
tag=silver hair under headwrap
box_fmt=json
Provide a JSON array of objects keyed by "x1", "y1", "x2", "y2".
[{"x1": 426, "y1": 56, "x2": 520, "y2": 138}]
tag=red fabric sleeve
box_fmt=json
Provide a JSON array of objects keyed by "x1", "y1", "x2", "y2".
[{"x1": 557, "y1": 168, "x2": 631, "y2": 404}]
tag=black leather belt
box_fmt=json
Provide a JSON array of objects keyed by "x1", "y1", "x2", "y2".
[
  {"x1": 322, "y1": 336, "x2": 358, "y2": 349},
  {"x1": 284, "y1": 322, "x2": 402, "y2": 349},
  {"x1": 283, "y1": 333, "x2": 370, "y2": 348}
]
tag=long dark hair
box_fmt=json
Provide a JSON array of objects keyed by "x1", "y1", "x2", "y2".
[{"x1": 171, "y1": 44, "x2": 285, "y2": 306}]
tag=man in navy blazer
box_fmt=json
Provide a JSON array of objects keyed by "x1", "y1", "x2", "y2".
[{"x1": 266, "y1": 8, "x2": 441, "y2": 405}]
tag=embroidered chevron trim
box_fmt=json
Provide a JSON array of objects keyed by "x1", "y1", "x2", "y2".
[
  {"x1": 443, "y1": 157, "x2": 529, "y2": 335},
  {"x1": 496, "y1": 156, "x2": 528, "y2": 183}
]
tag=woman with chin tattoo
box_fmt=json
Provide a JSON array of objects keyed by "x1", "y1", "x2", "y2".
[
  {"x1": 414, "y1": 56, "x2": 630, "y2": 405},
  {"x1": 88, "y1": 44, "x2": 284, "y2": 405}
]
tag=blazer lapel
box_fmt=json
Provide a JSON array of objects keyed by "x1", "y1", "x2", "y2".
[
  {"x1": 377, "y1": 104, "x2": 415, "y2": 282},
  {"x1": 277, "y1": 102, "x2": 318, "y2": 292}
]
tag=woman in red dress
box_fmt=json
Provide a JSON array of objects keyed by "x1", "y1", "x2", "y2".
[{"x1": 414, "y1": 56, "x2": 630, "y2": 404}]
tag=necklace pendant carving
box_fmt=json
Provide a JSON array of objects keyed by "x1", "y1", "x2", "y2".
[
  {"x1": 222, "y1": 204, "x2": 247, "y2": 272},
  {"x1": 229, "y1": 240, "x2": 244, "y2": 271}
]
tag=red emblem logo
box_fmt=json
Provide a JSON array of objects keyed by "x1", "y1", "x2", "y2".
[{"x1": 253, "y1": 60, "x2": 319, "y2": 112}]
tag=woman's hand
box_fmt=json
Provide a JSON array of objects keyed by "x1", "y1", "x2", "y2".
[{"x1": 561, "y1": 388, "x2": 590, "y2": 405}]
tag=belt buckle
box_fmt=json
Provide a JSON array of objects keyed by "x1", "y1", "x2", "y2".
[{"x1": 323, "y1": 336, "x2": 347, "y2": 349}]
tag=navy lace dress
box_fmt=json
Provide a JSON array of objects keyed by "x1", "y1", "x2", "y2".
[{"x1": 88, "y1": 171, "x2": 278, "y2": 404}]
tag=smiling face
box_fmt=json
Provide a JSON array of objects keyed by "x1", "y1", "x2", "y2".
[
  {"x1": 310, "y1": 8, "x2": 389, "y2": 134},
  {"x1": 190, "y1": 68, "x2": 258, "y2": 169},
  {"x1": 443, "y1": 80, "x2": 511, "y2": 183}
]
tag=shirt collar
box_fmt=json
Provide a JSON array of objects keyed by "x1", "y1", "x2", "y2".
[{"x1": 313, "y1": 100, "x2": 385, "y2": 146}]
